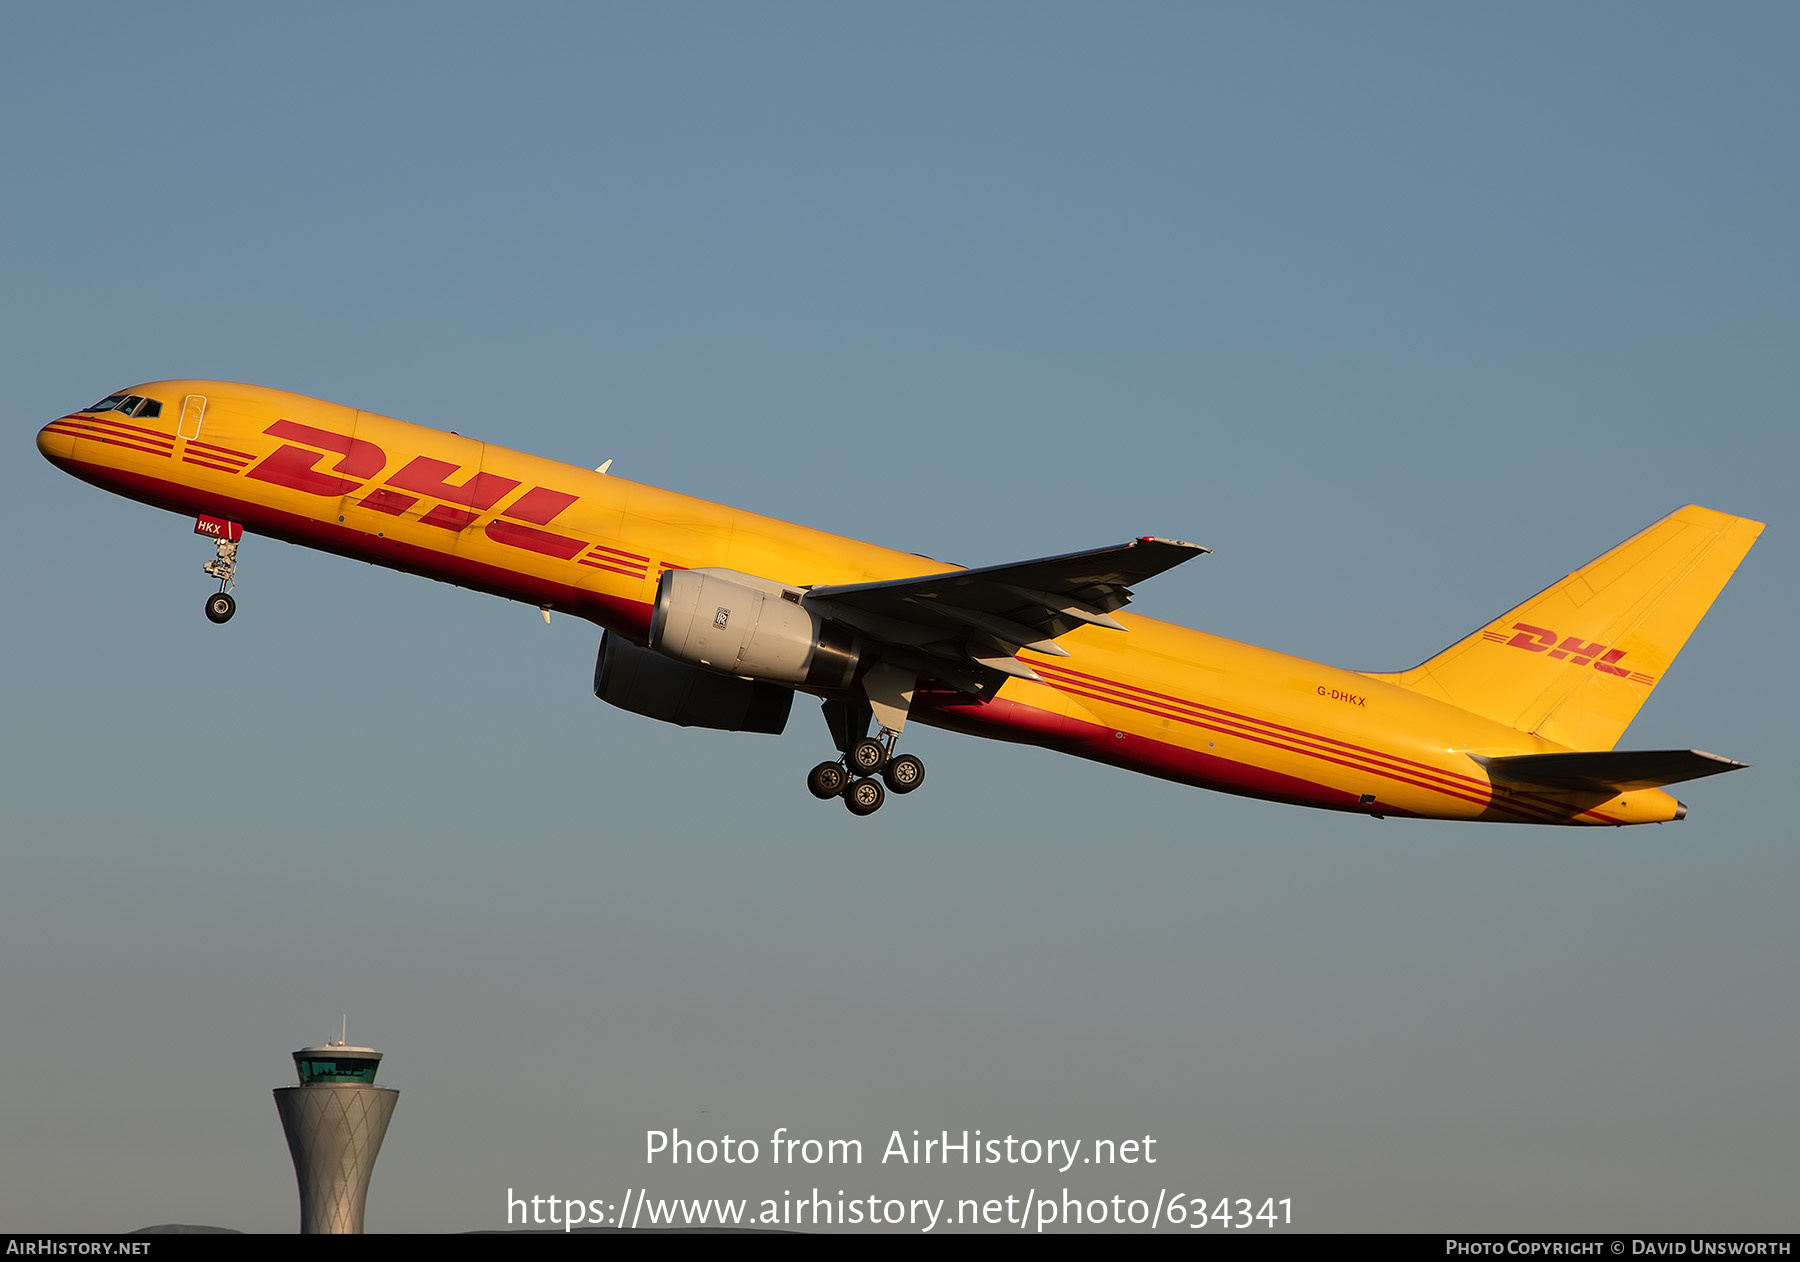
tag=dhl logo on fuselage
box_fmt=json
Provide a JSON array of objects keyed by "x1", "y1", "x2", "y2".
[
  {"x1": 1480, "y1": 622, "x2": 1656, "y2": 685},
  {"x1": 244, "y1": 419, "x2": 592, "y2": 563}
]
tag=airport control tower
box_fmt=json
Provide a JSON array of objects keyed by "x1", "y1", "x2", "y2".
[{"x1": 272, "y1": 1033, "x2": 400, "y2": 1234}]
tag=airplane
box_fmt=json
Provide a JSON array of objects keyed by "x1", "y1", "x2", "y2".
[{"x1": 36, "y1": 380, "x2": 1763, "y2": 824}]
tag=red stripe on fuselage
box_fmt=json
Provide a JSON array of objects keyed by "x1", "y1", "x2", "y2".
[
  {"x1": 181, "y1": 456, "x2": 245, "y2": 474},
  {"x1": 1025, "y1": 660, "x2": 1616, "y2": 824},
  {"x1": 578, "y1": 559, "x2": 647, "y2": 578},
  {"x1": 62, "y1": 414, "x2": 177, "y2": 444},
  {"x1": 45, "y1": 424, "x2": 172, "y2": 459},
  {"x1": 585, "y1": 543, "x2": 650, "y2": 563},
  {"x1": 185, "y1": 439, "x2": 255, "y2": 461},
  {"x1": 914, "y1": 691, "x2": 1386, "y2": 814},
  {"x1": 1027, "y1": 661, "x2": 1521, "y2": 807},
  {"x1": 1039, "y1": 674, "x2": 1535, "y2": 820}
]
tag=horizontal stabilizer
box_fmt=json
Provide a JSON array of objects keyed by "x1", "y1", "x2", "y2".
[{"x1": 1474, "y1": 749, "x2": 1747, "y2": 792}]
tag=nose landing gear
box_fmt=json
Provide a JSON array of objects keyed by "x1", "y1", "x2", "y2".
[{"x1": 196, "y1": 516, "x2": 243, "y2": 624}]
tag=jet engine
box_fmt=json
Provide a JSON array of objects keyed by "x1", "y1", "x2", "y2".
[
  {"x1": 650, "y1": 568, "x2": 861, "y2": 690},
  {"x1": 594, "y1": 632, "x2": 793, "y2": 734}
]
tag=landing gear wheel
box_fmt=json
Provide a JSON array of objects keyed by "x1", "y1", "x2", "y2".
[
  {"x1": 205, "y1": 592, "x2": 237, "y2": 624},
  {"x1": 883, "y1": 753, "x2": 925, "y2": 794},
  {"x1": 807, "y1": 761, "x2": 849, "y2": 800},
  {"x1": 844, "y1": 777, "x2": 885, "y2": 816},
  {"x1": 848, "y1": 737, "x2": 888, "y2": 776}
]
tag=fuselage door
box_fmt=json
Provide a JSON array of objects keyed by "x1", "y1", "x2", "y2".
[{"x1": 177, "y1": 394, "x2": 208, "y2": 441}]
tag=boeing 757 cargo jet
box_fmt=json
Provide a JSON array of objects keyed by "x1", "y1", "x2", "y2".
[{"x1": 37, "y1": 381, "x2": 1762, "y2": 823}]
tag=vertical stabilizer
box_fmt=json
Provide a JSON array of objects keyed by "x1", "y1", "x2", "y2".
[{"x1": 1364, "y1": 506, "x2": 1763, "y2": 751}]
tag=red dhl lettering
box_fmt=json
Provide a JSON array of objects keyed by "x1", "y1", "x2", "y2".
[
  {"x1": 1591, "y1": 648, "x2": 1629, "y2": 677},
  {"x1": 384, "y1": 456, "x2": 522, "y2": 531},
  {"x1": 242, "y1": 420, "x2": 592, "y2": 562},
  {"x1": 1506, "y1": 623, "x2": 1558, "y2": 652},
  {"x1": 1501, "y1": 623, "x2": 1649, "y2": 682},
  {"x1": 1548, "y1": 636, "x2": 1608, "y2": 666},
  {"x1": 245, "y1": 420, "x2": 385, "y2": 496},
  {"x1": 485, "y1": 487, "x2": 584, "y2": 559}
]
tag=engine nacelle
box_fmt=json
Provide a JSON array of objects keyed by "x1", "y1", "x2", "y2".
[
  {"x1": 594, "y1": 633, "x2": 793, "y2": 734},
  {"x1": 651, "y1": 568, "x2": 861, "y2": 690}
]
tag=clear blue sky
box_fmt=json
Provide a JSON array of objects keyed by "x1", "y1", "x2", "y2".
[{"x1": 2, "y1": 2, "x2": 1793, "y2": 1232}]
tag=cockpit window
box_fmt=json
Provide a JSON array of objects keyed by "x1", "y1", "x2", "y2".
[{"x1": 81, "y1": 393, "x2": 162, "y2": 418}]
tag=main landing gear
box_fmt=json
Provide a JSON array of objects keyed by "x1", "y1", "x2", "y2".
[
  {"x1": 808, "y1": 672, "x2": 926, "y2": 817},
  {"x1": 805, "y1": 732, "x2": 927, "y2": 817}
]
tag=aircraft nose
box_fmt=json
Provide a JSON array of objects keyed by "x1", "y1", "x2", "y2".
[{"x1": 37, "y1": 418, "x2": 77, "y2": 463}]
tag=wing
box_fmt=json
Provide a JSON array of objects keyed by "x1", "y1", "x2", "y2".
[{"x1": 806, "y1": 537, "x2": 1208, "y2": 689}]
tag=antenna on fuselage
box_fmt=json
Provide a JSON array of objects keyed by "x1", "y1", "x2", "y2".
[{"x1": 595, "y1": 460, "x2": 612, "y2": 474}]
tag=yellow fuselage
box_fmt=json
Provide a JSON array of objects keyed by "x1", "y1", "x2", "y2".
[{"x1": 37, "y1": 380, "x2": 1682, "y2": 825}]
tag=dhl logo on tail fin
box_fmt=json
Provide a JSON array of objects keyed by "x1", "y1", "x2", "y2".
[
  {"x1": 1366, "y1": 505, "x2": 1764, "y2": 751},
  {"x1": 1477, "y1": 624, "x2": 1657, "y2": 684}
]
